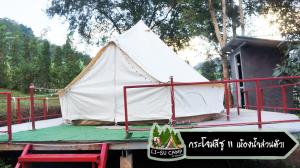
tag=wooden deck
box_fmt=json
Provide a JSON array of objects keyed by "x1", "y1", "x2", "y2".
[{"x1": 0, "y1": 108, "x2": 299, "y2": 151}]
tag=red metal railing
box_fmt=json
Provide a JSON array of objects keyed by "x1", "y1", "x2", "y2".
[
  {"x1": 13, "y1": 97, "x2": 61, "y2": 125},
  {"x1": 0, "y1": 84, "x2": 61, "y2": 141},
  {"x1": 0, "y1": 92, "x2": 12, "y2": 141},
  {"x1": 123, "y1": 76, "x2": 300, "y2": 135},
  {"x1": 243, "y1": 81, "x2": 300, "y2": 112}
]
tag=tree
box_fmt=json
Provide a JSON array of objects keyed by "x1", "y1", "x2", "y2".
[
  {"x1": 0, "y1": 18, "x2": 91, "y2": 92},
  {"x1": 9, "y1": 35, "x2": 22, "y2": 89},
  {"x1": 9, "y1": 35, "x2": 21, "y2": 68},
  {"x1": 273, "y1": 43, "x2": 300, "y2": 109},
  {"x1": 238, "y1": 0, "x2": 245, "y2": 35},
  {"x1": 0, "y1": 25, "x2": 9, "y2": 87},
  {"x1": 22, "y1": 35, "x2": 30, "y2": 62},
  {"x1": 197, "y1": 57, "x2": 223, "y2": 81},
  {"x1": 152, "y1": 125, "x2": 160, "y2": 137},
  {"x1": 258, "y1": 0, "x2": 300, "y2": 40},
  {"x1": 53, "y1": 46, "x2": 63, "y2": 66},
  {"x1": 46, "y1": 0, "x2": 193, "y2": 51},
  {"x1": 39, "y1": 40, "x2": 51, "y2": 87},
  {"x1": 61, "y1": 36, "x2": 90, "y2": 87},
  {"x1": 273, "y1": 44, "x2": 300, "y2": 77},
  {"x1": 208, "y1": 0, "x2": 229, "y2": 77},
  {"x1": 171, "y1": 130, "x2": 182, "y2": 146},
  {"x1": 62, "y1": 37, "x2": 77, "y2": 86},
  {"x1": 51, "y1": 46, "x2": 64, "y2": 87}
]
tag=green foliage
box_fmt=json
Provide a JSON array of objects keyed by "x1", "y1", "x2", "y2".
[
  {"x1": 159, "y1": 130, "x2": 166, "y2": 147},
  {"x1": 159, "y1": 127, "x2": 171, "y2": 147},
  {"x1": 171, "y1": 130, "x2": 182, "y2": 145},
  {"x1": 0, "y1": 25, "x2": 9, "y2": 87},
  {"x1": 273, "y1": 43, "x2": 300, "y2": 77},
  {"x1": 50, "y1": 46, "x2": 64, "y2": 88},
  {"x1": 257, "y1": 0, "x2": 300, "y2": 40},
  {"x1": 46, "y1": 0, "x2": 194, "y2": 51},
  {"x1": 151, "y1": 124, "x2": 183, "y2": 148},
  {"x1": 38, "y1": 40, "x2": 51, "y2": 87},
  {"x1": 273, "y1": 43, "x2": 300, "y2": 109},
  {"x1": 152, "y1": 125, "x2": 160, "y2": 137},
  {"x1": 46, "y1": 0, "x2": 262, "y2": 50},
  {"x1": 196, "y1": 57, "x2": 223, "y2": 80},
  {"x1": 0, "y1": 18, "x2": 91, "y2": 92}
]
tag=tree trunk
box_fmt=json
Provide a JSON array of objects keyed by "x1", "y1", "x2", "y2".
[
  {"x1": 221, "y1": 0, "x2": 227, "y2": 44},
  {"x1": 208, "y1": 0, "x2": 232, "y2": 106},
  {"x1": 208, "y1": 0, "x2": 230, "y2": 79},
  {"x1": 208, "y1": 0, "x2": 224, "y2": 46},
  {"x1": 220, "y1": 55, "x2": 229, "y2": 80},
  {"x1": 230, "y1": 0, "x2": 237, "y2": 38},
  {"x1": 238, "y1": 0, "x2": 245, "y2": 35}
]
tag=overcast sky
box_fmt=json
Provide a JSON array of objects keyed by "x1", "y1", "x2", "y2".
[{"x1": 0, "y1": 0, "x2": 282, "y2": 66}]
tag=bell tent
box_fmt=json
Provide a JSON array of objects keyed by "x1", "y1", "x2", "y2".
[{"x1": 58, "y1": 21, "x2": 224, "y2": 125}]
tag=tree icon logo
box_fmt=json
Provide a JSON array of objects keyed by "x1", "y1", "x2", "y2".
[{"x1": 147, "y1": 123, "x2": 186, "y2": 161}]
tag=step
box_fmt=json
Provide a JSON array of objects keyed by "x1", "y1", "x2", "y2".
[
  {"x1": 19, "y1": 154, "x2": 100, "y2": 163},
  {"x1": 15, "y1": 143, "x2": 109, "y2": 168}
]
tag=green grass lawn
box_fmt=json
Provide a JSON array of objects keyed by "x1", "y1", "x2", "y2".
[{"x1": 0, "y1": 88, "x2": 28, "y2": 97}]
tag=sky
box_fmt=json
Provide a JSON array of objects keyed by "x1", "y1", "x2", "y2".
[
  {"x1": 0, "y1": 0, "x2": 282, "y2": 66},
  {"x1": 0, "y1": 0, "x2": 99, "y2": 56}
]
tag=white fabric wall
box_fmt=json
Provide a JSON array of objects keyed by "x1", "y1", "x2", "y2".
[
  {"x1": 60, "y1": 45, "x2": 117, "y2": 122},
  {"x1": 174, "y1": 85, "x2": 224, "y2": 118},
  {"x1": 113, "y1": 46, "x2": 172, "y2": 122}
]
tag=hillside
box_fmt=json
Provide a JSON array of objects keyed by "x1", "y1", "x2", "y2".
[
  {"x1": 0, "y1": 18, "x2": 91, "y2": 92},
  {"x1": 0, "y1": 18, "x2": 34, "y2": 38}
]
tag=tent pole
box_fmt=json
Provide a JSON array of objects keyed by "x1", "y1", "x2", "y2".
[
  {"x1": 123, "y1": 87, "x2": 129, "y2": 134},
  {"x1": 170, "y1": 76, "x2": 176, "y2": 127}
]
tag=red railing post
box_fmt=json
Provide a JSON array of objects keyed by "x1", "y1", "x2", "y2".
[
  {"x1": 123, "y1": 87, "x2": 129, "y2": 135},
  {"x1": 170, "y1": 76, "x2": 176, "y2": 127},
  {"x1": 17, "y1": 97, "x2": 21, "y2": 124},
  {"x1": 7, "y1": 92, "x2": 12, "y2": 141},
  {"x1": 255, "y1": 80, "x2": 262, "y2": 129},
  {"x1": 43, "y1": 97, "x2": 47, "y2": 120},
  {"x1": 260, "y1": 88, "x2": 264, "y2": 111},
  {"x1": 29, "y1": 83, "x2": 35, "y2": 130},
  {"x1": 99, "y1": 143, "x2": 109, "y2": 168},
  {"x1": 224, "y1": 81, "x2": 230, "y2": 121},
  {"x1": 235, "y1": 81, "x2": 240, "y2": 115},
  {"x1": 281, "y1": 86, "x2": 287, "y2": 113}
]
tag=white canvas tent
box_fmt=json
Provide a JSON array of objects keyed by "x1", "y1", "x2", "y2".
[{"x1": 58, "y1": 21, "x2": 224, "y2": 124}]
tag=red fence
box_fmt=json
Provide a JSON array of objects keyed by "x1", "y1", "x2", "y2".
[
  {"x1": 13, "y1": 97, "x2": 61, "y2": 125},
  {"x1": 123, "y1": 76, "x2": 300, "y2": 135},
  {"x1": 0, "y1": 84, "x2": 61, "y2": 141},
  {"x1": 243, "y1": 82, "x2": 300, "y2": 112},
  {"x1": 0, "y1": 92, "x2": 12, "y2": 141}
]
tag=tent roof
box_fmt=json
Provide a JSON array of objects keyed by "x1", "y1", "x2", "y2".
[
  {"x1": 59, "y1": 21, "x2": 208, "y2": 95},
  {"x1": 115, "y1": 21, "x2": 208, "y2": 83}
]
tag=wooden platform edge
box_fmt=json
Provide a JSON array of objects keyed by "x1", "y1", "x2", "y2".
[{"x1": 0, "y1": 141, "x2": 148, "y2": 151}]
